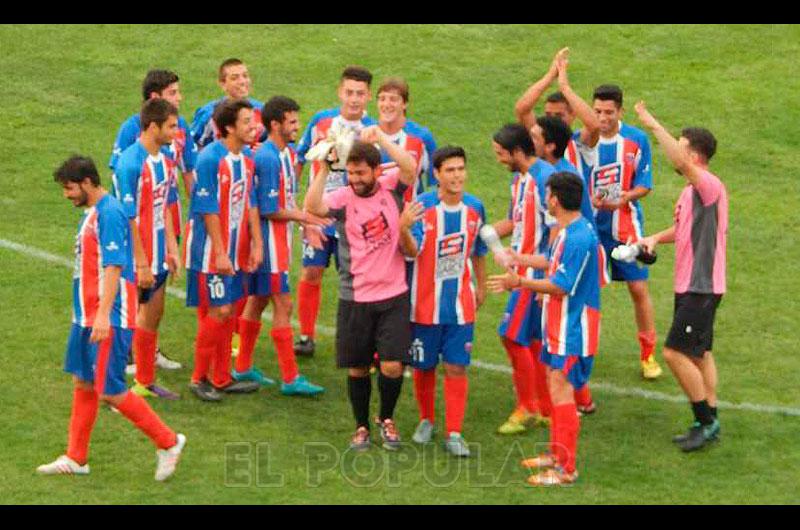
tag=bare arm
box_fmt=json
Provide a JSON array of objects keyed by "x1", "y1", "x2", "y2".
[
  {"x1": 634, "y1": 101, "x2": 704, "y2": 187},
  {"x1": 203, "y1": 213, "x2": 234, "y2": 275},
  {"x1": 89, "y1": 265, "x2": 121, "y2": 343},
  {"x1": 398, "y1": 201, "x2": 424, "y2": 258},
  {"x1": 472, "y1": 254, "x2": 487, "y2": 310},
  {"x1": 514, "y1": 49, "x2": 565, "y2": 130},
  {"x1": 303, "y1": 161, "x2": 330, "y2": 218},
  {"x1": 129, "y1": 220, "x2": 154, "y2": 288},
  {"x1": 362, "y1": 126, "x2": 416, "y2": 187},
  {"x1": 182, "y1": 170, "x2": 196, "y2": 198},
  {"x1": 556, "y1": 52, "x2": 600, "y2": 147},
  {"x1": 493, "y1": 219, "x2": 514, "y2": 238},
  {"x1": 640, "y1": 224, "x2": 676, "y2": 254},
  {"x1": 487, "y1": 271, "x2": 566, "y2": 296},
  {"x1": 164, "y1": 209, "x2": 181, "y2": 279},
  {"x1": 247, "y1": 206, "x2": 263, "y2": 272}
]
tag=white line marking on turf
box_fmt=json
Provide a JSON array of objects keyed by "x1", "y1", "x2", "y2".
[{"x1": 3, "y1": 237, "x2": 799, "y2": 418}]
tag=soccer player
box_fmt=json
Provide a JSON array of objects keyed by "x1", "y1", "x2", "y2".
[
  {"x1": 112, "y1": 98, "x2": 182, "y2": 400},
  {"x1": 38, "y1": 156, "x2": 185, "y2": 481},
  {"x1": 232, "y1": 95, "x2": 326, "y2": 396},
  {"x1": 375, "y1": 77, "x2": 438, "y2": 200},
  {"x1": 488, "y1": 171, "x2": 601, "y2": 486},
  {"x1": 635, "y1": 102, "x2": 727, "y2": 452},
  {"x1": 184, "y1": 99, "x2": 264, "y2": 402},
  {"x1": 190, "y1": 58, "x2": 267, "y2": 150},
  {"x1": 407, "y1": 146, "x2": 487, "y2": 457},
  {"x1": 490, "y1": 123, "x2": 555, "y2": 434},
  {"x1": 109, "y1": 68, "x2": 197, "y2": 372},
  {"x1": 293, "y1": 65, "x2": 377, "y2": 358},
  {"x1": 590, "y1": 84, "x2": 663, "y2": 379},
  {"x1": 304, "y1": 126, "x2": 420, "y2": 451}
]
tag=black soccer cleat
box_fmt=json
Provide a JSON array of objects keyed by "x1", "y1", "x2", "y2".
[
  {"x1": 294, "y1": 337, "x2": 315, "y2": 358},
  {"x1": 214, "y1": 380, "x2": 260, "y2": 394},
  {"x1": 189, "y1": 379, "x2": 223, "y2": 402},
  {"x1": 676, "y1": 420, "x2": 720, "y2": 452}
]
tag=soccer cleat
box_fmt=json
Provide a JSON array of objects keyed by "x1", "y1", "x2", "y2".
[
  {"x1": 155, "y1": 433, "x2": 186, "y2": 482},
  {"x1": 676, "y1": 419, "x2": 720, "y2": 452},
  {"x1": 232, "y1": 367, "x2": 276, "y2": 387},
  {"x1": 641, "y1": 356, "x2": 663, "y2": 380},
  {"x1": 444, "y1": 433, "x2": 470, "y2": 457},
  {"x1": 37, "y1": 455, "x2": 90, "y2": 476},
  {"x1": 412, "y1": 419, "x2": 435, "y2": 444},
  {"x1": 189, "y1": 379, "x2": 223, "y2": 402},
  {"x1": 380, "y1": 419, "x2": 402, "y2": 450},
  {"x1": 526, "y1": 467, "x2": 578, "y2": 487},
  {"x1": 673, "y1": 420, "x2": 721, "y2": 443},
  {"x1": 131, "y1": 381, "x2": 180, "y2": 400},
  {"x1": 155, "y1": 347, "x2": 182, "y2": 370},
  {"x1": 497, "y1": 408, "x2": 539, "y2": 435},
  {"x1": 293, "y1": 337, "x2": 315, "y2": 358},
  {"x1": 350, "y1": 427, "x2": 371, "y2": 451},
  {"x1": 214, "y1": 380, "x2": 260, "y2": 394},
  {"x1": 577, "y1": 401, "x2": 597, "y2": 417},
  {"x1": 520, "y1": 453, "x2": 557, "y2": 469},
  {"x1": 280, "y1": 375, "x2": 325, "y2": 396}
]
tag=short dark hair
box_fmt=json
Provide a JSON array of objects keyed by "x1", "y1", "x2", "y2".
[
  {"x1": 593, "y1": 84, "x2": 624, "y2": 108},
  {"x1": 141, "y1": 69, "x2": 179, "y2": 102},
  {"x1": 681, "y1": 127, "x2": 717, "y2": 162},
  {"x1": 213, "y1": 98, "x2": 253, "y2": 138},
  {"x1": 536, "y1": 116, "x2": 573, "y2": 159},
  {"x1": 432, "y1": 146, "x2": 467, "y2": 170},
  {"x1": 546, "y1": 171, "x2": 584, "y2": 211},
  {"x1": 377, "y1": 77, "x2": 409, "y2": 103},
  {"x1": 54, "y1": 155, "x2": 101, "y2": 187},
  {"x1": 262, "y1": 96, "x2": 300, "y2": 132},
  {"x1": 493, "y1": 123, "x2": 535, "y2": 157},
  {"x1": 341, "y1": 65, "x2": 373, "y2": 86},
  {"x1": 140, "y1": 98, "x2": 178, "y2": 130},
  {"x1": 219, "y1": 58, "x2": 244, "y2": 81},
  {"x1": 545, "y1": 92, "x2": 569, "y2": 106},
  {"x1": 346, "y1": 141, "x2": 381, "y2": 169}
]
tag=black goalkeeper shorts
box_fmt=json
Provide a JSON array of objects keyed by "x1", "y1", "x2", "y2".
[
  {"x1": 665, "y1": 292, "x2": 722, "y2": 358},
  {"x1": 335, "y1": 293, "x2": 412, "y2": 368}
]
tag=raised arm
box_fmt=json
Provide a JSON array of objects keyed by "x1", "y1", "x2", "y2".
[
  {"x1": 513, "y1": 48, "x2": 566, "y2": 130},
  {"x1": 634, "y1": 101, "x2": 704, "y2": 187},
  {"x1": 303, "y1": 161, "x2": 330, "y2": 218},
  {"x1": 361, "y1": 126, "x2": 416, "y2": 187},
  {"x1": 556, "y1": 51, "x2": 600, "y2": 147}
]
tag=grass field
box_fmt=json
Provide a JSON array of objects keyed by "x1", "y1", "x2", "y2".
[{"x1": 1, "y1": 24, "x2": 799, "y2": 504}]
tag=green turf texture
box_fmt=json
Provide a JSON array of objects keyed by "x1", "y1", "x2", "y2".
[{"x1": 1, "y1": 24, "x2": 799, "y2": 504}]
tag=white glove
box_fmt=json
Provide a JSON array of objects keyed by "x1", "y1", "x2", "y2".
[{"x1": 611, "y1": 243, "x2": 640, "y2": 263}]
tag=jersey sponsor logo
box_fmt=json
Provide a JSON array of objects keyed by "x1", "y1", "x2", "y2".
[
  {"x1": 196, "y1": 187, "x2": 210, "y2": 198},
  {"x1": 268, "y1": 189, "x2": 279, "y2": 198},
  {"x1": 360, "y1": 211, "x2": 391, "y2": 254},
  {"x1": 123, "y1": 193, "x2": 135, "y2": 204},
  {"x1": 592, "y1": 162, "x2": 623, "y2": 201}
]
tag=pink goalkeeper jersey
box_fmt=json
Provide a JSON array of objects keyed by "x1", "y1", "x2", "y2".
[
  {"x1": 673, "y1": 170, "x2": 728, "y2": 294},
  {"x1": 323, "y1": 168, "x2": 409, "y2": 303}
]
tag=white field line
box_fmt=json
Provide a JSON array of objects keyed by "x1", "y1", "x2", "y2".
[{"x1": 3, "y1": 237, "x2": 799, "y2": 418}]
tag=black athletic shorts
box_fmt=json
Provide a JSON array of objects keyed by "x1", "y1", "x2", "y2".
[
  {"x1": 336, "y1": 292, "x2": 412, "y2": 368},
  {"x1": 665, "y1": 292, "x2": 722, "y2": 358}
]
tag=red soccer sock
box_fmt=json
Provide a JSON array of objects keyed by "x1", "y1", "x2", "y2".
[
  {"x1": 574, "y1": 384, "x2": 593, "y2": 408},
  {"x1": 65, "y1": 387, "x2": 99, "y2": 465},
  {"x1": 234, "y1": 297, "x2": 246, "y2": 319},
  {"x1": 192, "y1": 314, "x2": 225, "y2": 384},
  {"x1": 115, "y1": 391, "x2": 177, "y2": 450},
  {"x1": 133, "y1": 328, "x2": 158, "y2": 387},
  {"x1": 444, "y1": 374, "x2": 468, "y2": 435},
  {"x1": 530, "y1": 340, "x2": 552, "y2": 418},
  {"x1": 235, "y1": 317, "x2": 262, "y2": 373},
  {"x1": 211, "y1": 317, "x2": 236, "y2": 388},
  {"x1": 271, "y1": 327, "x2": 298, "y2": 383},
  {"x1": 297, "y1": 280, "x2": 320, "y2": 339},
  {"x1": 503, "y1": 337, "x2": 538, "y2": 414},
  {"x1": 638, "y1": 330, "x2": 656, "y2": 362},
  {"x1": 552, "y1": 403, "x2": 580, "y2": 474},
  {"x1": 413, "y1": 368, "x2": 437, "y2": 422}
]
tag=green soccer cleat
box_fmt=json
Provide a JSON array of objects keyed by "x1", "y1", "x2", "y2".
[
  {"x1": 281, "y1": 375, "x2": 325, "y2": 396},
  {"x1": 232, "y1": 367, "x2": 276, "y2": 387},
  {"x1": 444, "y1": 433, "x2": 470, "y2": 457}
]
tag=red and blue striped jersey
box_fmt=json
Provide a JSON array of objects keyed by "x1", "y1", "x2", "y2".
[
  {"x1": 253, "y1": 139, "x2": 298, "y2": 274},
  {"x1": 409, "y1": 192, "x2": 488, "y2": 325},
  {"x1": 184, "y1": 141, "x2": 257, "y2": 273},
  {"x1": 109, "y1": 114, "x2": 198, "y2": 174},
  {"x1": 72, "y1": 194, "x2": 137, "y2": 329},
  {"x1": 112, "y1": 141, "x2": 178, "y2": 276},
  {"x1": 379, "y1": 121, "x2": 438, "y2": 201},
  {"x1": 507, "y1": 159, "x2": 556, "y2": 279},
  {"x1": 590, "y1": 122, "x2": 652, "y2": 243},
  {"x1": 190, "y1": 97, "x2": 267, "y2": 150},
  {"x1": 542, "y1": 216, "x2": 601, "y2": 358}
]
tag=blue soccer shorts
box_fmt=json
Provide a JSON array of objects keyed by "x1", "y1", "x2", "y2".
[
  {"x1": 497, "y1": 288, "x2": 542, "y2": 346},
  {"x1": 409, "y1": 323, "x2": 474, "y2": 370},
  {"x1": 301, "y1": 234, "x2": 339, "y2": 269},
  {"x1": 599, "y1": 232, "x2": 649, "y2": 282},
  {"x1": 540, "y1": 347, "x2": 595, "y2": 390},
  {"x1": 186, "y1": 271, "x2": 245, "y2": 308},
  {"x1": 245, "y1": 271, "x2": 290, "y2": 297},
  {"x1": 64, "y1": 324, "x2": 133, "y2": 396},
  {"x1": 139, "y1": 271, "x2": 169, "y2": 304}
]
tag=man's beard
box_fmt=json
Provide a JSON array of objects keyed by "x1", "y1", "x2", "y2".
[
  {"x1": 73, "y1": 190, "x2": 89, "y2": 207},
  {"x1": 350, "y1": 181, "x2": 377, "y2": 197}
]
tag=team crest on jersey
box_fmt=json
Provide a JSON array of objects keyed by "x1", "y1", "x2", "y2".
[{"x1": 625, "y1": 152, "x2": 636, "y2": 163}]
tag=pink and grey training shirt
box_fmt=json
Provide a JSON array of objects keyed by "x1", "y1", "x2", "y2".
[
  {"x1": 673, "y1": 170, "x2": 728, "y2": 294},
  {"x1": 323, "y1": 168, "x2": 409, "y2": 303}
]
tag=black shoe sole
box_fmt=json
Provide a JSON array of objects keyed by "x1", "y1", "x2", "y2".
[{"x1": 190, "y1": 389, "x2": 222, "y2": 402}]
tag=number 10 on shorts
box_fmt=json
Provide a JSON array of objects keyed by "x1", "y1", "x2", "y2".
[{"x1": 208, "y1": 275, "x2": 226, "y2": 300}]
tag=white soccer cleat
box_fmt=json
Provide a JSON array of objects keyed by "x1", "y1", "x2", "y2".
[
  {"x1": 37, "y1": 455, "x2": 90, "y2": 476},
  {"x1": 155, "y1": 433, "x2": 186, "y2": 482},
  {"x1": 155, "y1": 348, "x2": 182, "y2": 370}
]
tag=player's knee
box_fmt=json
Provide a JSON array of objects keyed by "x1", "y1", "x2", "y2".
[
  {"x1": 628, "y1": 281, "x2": 650, "y2": 300},
  {"x1": 73, "y1": 378, "x2": 93, "y2": 392},
  {"x1": 211, "y1": 304, "x2": 233, "y2": 320},
  {"x1": 348, "y1": 367, "x2": 370, "y2": 378},
  {"x1": 301, "y1": 267, "x2": 323, "y2": 284},
  {"x1": 379, "y1": 361, "x2": 403, "y2": 378},
  {"x1": 443, "y1": 363, "x2": 466, "y2": 377}
]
